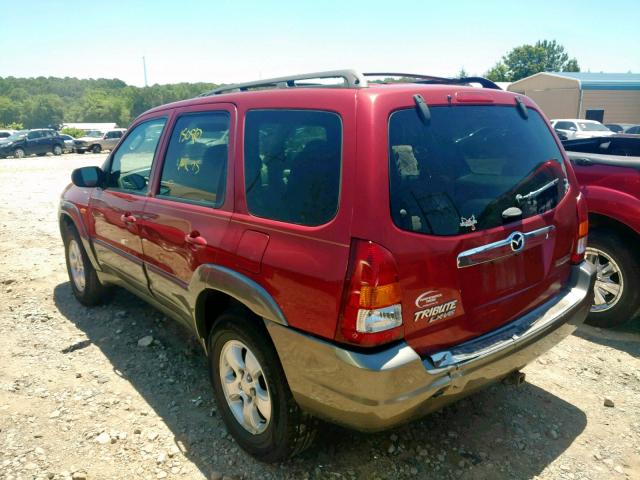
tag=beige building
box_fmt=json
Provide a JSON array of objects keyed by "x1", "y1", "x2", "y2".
[{"x1": 508, "y1": 72, "x2": 640, "y2": 124}]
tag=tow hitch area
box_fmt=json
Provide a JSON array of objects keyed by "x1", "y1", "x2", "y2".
[{"x1": 503, "y1": 370, "x2": 526, "y2": 386}]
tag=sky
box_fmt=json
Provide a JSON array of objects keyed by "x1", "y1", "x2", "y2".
[{"x1": 0, "y1": 0, "x2": 638, "y2": 87}]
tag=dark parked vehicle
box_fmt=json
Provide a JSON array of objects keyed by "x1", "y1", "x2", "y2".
[
  {"x1": 563, "y1": 135, "x2": 640, "y2": 157},
  {"x1": 563, "y1": 139, "x2": 640, "y2": 326},
  {"x1": 60, "y1": 70, "x2": 595, "y2": 461},
  {"x1": 604, "y1": 123, "x2": 635, "y2": 134},
  {"x1": 626, "y1": 125, "x2": 640, "y2": 135},
  {"x1": 0, "y1": 128, "x2": 66, "y2": 158}
]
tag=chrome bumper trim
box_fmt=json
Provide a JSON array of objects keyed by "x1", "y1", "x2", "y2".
[{"x1": 457, "y1": 225, "x2": 555, "y2": 268}]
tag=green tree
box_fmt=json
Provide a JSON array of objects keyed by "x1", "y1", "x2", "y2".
[
  {"x1": 485, "y1": 62, "x2": 510, "y2": 82},
  {"x1": 485, "y1": 40, "x2": 580, "y2": 82},
  {"x1": 60, "y1": 127, "x2": 85, "y2": 138},
  {"x1": 22, "y1": 94, "x2": 65, "y2": 128},
  {"x1": 0, "y1": 96, "x2": 21, "y2": 126},
  {"x1": 457, "y1": 68, "x2": 469, "y2": 79}
]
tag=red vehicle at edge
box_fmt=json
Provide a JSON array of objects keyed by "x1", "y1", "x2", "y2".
[
  {"x1": 566, "y1": 147, "x2": 640, "y2": 326},
  {"x1": 59, "y1": 70, "x2": 595, "y2": 461}
]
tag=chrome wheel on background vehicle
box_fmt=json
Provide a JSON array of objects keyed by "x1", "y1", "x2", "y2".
[
  {"x1": 584, "y1": 229, "x2": 639, "y2": 328},
  {"x1": 219, "y1": 339, "x2": 272, "y2": 434},
  {"x1": 53, "y1": 145, "x2": 63, "y2": 156},
  {"x1": 585, "y1": 247, "x2": 623, "y2": 313},
  {"x1": 67, "y1": 238, "x2": 86, "y2": 292},
  {"x1": 14, "y1": 148, "x2": 25, "y2": 158}
]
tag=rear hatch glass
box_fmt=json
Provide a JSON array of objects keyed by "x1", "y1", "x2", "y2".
[
  {"x1": 387, "y1": 104, "x2": 574, "y2": 354},
  {"x1": 389, "y1": 105, "x2": 567, "y2": 235}
]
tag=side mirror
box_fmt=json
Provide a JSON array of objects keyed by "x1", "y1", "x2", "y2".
[{"x1": 71, "y1": 166, "x2": 104, "y2": 188}]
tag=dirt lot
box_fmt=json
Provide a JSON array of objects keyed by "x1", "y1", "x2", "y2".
[{"x1": 0, "y1": 154, "x2": 639, "y2": 480}]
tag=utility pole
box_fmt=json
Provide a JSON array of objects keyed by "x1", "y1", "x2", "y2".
[{"x1": 143, "y1": 56, "x2": 148, "y2": 87}]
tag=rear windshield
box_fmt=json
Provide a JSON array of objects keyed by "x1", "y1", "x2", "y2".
[
  {"x1": 389, "y1": 105, "x2": 567, "y2": 236},
  {"x1": 578, "y1": 122, "x2": 610, "y2": 132}
]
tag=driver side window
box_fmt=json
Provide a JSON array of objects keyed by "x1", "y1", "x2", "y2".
[{"x1": 106, "y1": 118, "x2": 166, "y2": 192}]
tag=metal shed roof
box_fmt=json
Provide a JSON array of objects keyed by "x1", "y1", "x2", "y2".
[{"x1": 549, "y1": 72, "x2": 640, "y2": 90}]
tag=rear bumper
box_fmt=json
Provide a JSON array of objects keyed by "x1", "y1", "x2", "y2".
[{"x1": 266, "y1": 261, "x2": 595, "y2": 431}]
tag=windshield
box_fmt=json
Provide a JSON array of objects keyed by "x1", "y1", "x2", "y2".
[
  {"x1": 578, "y1": 122, "x2": 610, "y2": 132},
  {"x1": 389, "y1": 105, "x2": 568, "y2": 236},
  {"x1": 84, "y1": 130, "x2": 103, "y2": 138},
  {"x1": 6, "y1": 130, "x2": 28, "y2": 141}
]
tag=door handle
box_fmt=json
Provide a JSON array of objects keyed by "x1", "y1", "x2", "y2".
[
  {"x1": 185, "y1": 231, "x2": 207, "y2": 247},
  {"x1": 120, "y1": 213, "x2": 137, "y2": 224}
]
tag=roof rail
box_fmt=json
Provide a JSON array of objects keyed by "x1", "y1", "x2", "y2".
[
  {"x1": 363, "y1": 72, "x2": 500, "y2": 90},
  {"x1": 202, "y1": 69, "x2": 368, "y2": 96},
  {"x1": 200, "y1": 70, "x2": 500, "y2": 96}
]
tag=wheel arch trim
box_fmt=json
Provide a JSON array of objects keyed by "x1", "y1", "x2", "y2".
[
  {"x1": 59, "y1": 201, "x2": 101, "y2": 269},
  {"x1": 190, "y1": 264, "x2": 288, "y2": 337}
]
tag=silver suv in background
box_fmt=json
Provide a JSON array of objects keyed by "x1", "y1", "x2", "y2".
[
  {"x1": 74, "y1": 128, "x2": 126, "y2": 154},
  {"x1": 551, "y1": 119, "x2": 614, "y2": 139}
]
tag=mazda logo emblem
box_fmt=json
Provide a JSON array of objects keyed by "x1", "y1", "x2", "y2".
[{"x1": 509, "y1": 232, "x2": 525, "y2": 252}]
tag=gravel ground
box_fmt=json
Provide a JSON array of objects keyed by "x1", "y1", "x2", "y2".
[{"x1": 1, "y1": 154, "x2": 639, "y2": 480}]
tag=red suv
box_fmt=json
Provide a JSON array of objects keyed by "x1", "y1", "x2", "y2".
[{"x1": 59, "y1": 70, "x2": 595, "y2": 462}]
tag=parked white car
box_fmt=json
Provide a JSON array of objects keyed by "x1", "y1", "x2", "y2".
[{"x1": 551, "y1": 119, "x2": 614, "y2": 139}]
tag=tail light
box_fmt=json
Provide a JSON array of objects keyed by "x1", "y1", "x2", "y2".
[
  {"x1": 571, "y1": 192, "x2": 589, "y2": 264},
  {"x1": 336, "y1": 240, "x2": 404, "y2": 347}
]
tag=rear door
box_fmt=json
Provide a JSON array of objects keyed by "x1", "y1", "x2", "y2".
[
  {"x1": 368, "y1": 95, "x2": 577, "y2": 355},
  {"x1": 26, "y1": 130, "x2": 45, "y2": 154},
  {"x1": 140, "y1": 104, "x2": 235, "y2": 323},
  {"x1": 88, "y1": 117, "x2": 167, "y2": 292}
]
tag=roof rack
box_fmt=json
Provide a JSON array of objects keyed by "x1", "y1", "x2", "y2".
[
  {"x1": 202, "y1": 69, "x2": 367, "y2": 96},
  {"x1": 200, "y1": 70, "x2": 500, "y2": 96}
]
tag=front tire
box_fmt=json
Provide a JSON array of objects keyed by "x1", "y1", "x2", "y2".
[
  {"x1": 585, "y1": 229, "x2": 640, "y2": 327},
  {"x1": 208, "y1": 310, "x2": 316, "y2": 462},
  {"x1": 91, "y1": 144, "x2": 102, "y2": 154},
  {"x1": 63, "y1": 224, "x2": 111, "y2": 306},
  {"x1": 53, "y1": 144, "x2": 63, "y2": 156},
  {"x1": 14, "y1": 148, "x2": 25, "y2": 159}
]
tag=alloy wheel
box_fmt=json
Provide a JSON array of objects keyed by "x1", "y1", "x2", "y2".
[
  {"x1": 585, "y1": 247, "x2": 623, "y2": 312},
  {"x1": 219, "y1": 339, "x2": 272, "y2": 434},
  {"x1": 68, "y1": 239, "x2": 86, "y2": 292}
]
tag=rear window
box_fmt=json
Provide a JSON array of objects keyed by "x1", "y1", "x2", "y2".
[
  {"x1": 389, "y1": 105, "x2": 567, "y2": 236},
  {"x1": 244, "y1": 110, "x2": 341, "y2": 226},
  {"x1": 578, "y1": 122, "x2": 610, "y2": 132}
]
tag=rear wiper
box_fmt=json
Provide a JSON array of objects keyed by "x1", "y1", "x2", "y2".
[{"x1": 515, "y1": 178, "x2": 559, "y2": 204}]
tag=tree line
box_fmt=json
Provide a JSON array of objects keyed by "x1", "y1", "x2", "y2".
[
  {"x1": 0, "y1": 40, "x2": 579, "y2": 130},
  {"x1": 0, "y1": 77, "x2": 216, "y2": 129}
]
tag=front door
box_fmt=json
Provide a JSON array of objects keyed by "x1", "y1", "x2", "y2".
[
  {"x1": 89, "y1": 117, "x2": 168, "y2": 291},
  {"x1": 140, "y1": 106, "x2": 235, "y2": 322}
]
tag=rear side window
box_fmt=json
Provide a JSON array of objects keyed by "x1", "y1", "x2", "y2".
[
  {"x1": 244, "y1": 110, "x2": 341, "y2": 226},
  {"x1": 158, "y1": 111, "x2": 229, "y2": 207},
  {"x1": 555, "y1": 121, "x2": 577, "y2": 131},
  {"x1": 389, "y1": 106, "x2": 568, "y2": 236}
]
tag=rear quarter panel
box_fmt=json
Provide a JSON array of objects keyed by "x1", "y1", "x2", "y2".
[
  {"x1": 573, "y1": 163, "x2": 640, "y2": 234},
  {"x1": 227, "y1": 90, "x2": 358, "y2": 340}
]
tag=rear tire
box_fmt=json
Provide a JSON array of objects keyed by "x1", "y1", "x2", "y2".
[
  {"x1": 208, "y1": 310, "x2": 316, "y2": 462},
  {"x1": 585, "y1": 229, "x2": 640, "y2": 327},
  {"x1": 63, "y1": 224, "x2": 111, "y2": 306}
]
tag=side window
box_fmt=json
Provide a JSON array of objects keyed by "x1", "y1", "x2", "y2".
[
  {"x1": 28, "y1": 131, "x2": 42, "y2": 139},
  {"x1": 157, "y1": 111, "x2": 229, "y2": 207},
  {"x1": 244, "y1": 110, "x2": 342, "y2": 226},
  {"x1": 106, "y1": 118, "x2": 166, "y2": 193}
]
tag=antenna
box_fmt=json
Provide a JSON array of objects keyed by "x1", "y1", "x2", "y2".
[{"x1": 142, "y1": 56, "x2": 148, "y2": 87}]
